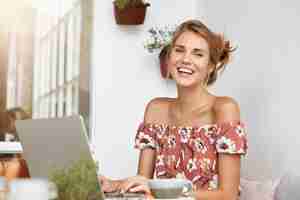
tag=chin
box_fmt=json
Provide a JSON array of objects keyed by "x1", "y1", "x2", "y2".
[
  {"x1": 175, "y1": 78, "x2": 199, "y2": 88},
  {"x1": 171, "y1": 72, "x2": 201, "y2": 87}
]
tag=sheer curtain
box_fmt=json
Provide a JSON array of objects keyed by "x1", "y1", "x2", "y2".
[{"x1": 32, "y1": 0, "x2": 82, "y2": 118}]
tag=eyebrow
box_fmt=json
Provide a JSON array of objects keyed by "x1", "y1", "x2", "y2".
[{"x1": 174, "y1": 45, "x2": 208, "y2": 53}]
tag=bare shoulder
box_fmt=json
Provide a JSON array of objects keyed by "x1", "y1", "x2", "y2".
[
  {"x1": 214, "y1": 96, "x2": 240, "y2": 110},
  {"x1": 144, "y1": 97, "x2": 174, "y2": 124},
  {"x1": 213, "y1": 96, "x2": 240, "y2": 123}
]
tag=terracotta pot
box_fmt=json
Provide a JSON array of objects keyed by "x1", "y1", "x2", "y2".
[{"x1": 113, "y1": 3, "x2": 150, "y2": 25}]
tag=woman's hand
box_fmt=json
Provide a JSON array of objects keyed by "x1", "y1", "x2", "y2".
[
  {"x1": 99, "y1": 175, "x2": 152, "y2": 195},
  {"x1": 119, "y1": 175, "x2": 151, "y2": 195},
  {"x1": 98, "y1": 175, "x2": 121, "y2": 193}
]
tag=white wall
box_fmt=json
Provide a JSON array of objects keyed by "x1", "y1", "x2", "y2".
[
  {"x1": 91, "y1": 1, "x2": 206, "y2": 178},
  {"x1": 92, "y1": 0, "x2": 300, "y2": 181},
  {"x1": 200, "y1": 1, "x2": 300, "y2": 180}
]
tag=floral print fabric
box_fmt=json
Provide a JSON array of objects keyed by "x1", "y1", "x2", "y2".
[{"x1": 135, "y1": 122, "x2": 248, "y2": 190}]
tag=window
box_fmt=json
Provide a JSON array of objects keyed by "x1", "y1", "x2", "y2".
[{"x1": 33, "y1": 0, "x2": 82, "y2": 119}]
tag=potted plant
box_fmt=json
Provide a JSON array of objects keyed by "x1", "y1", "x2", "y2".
[
  {"x1": 143, "y1": 26, "x2": 175, "y2": 78},
  {"x1": 113, "y1": 0, "x2": 150, "y2": 25},
  {"x1": 49, "y1": 158, "x2": 100, "y2": 200}
]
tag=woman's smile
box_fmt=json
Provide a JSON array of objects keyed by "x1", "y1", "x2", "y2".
[{"x1": 177, "y1": 66, "x2": 195, "y2": 75}]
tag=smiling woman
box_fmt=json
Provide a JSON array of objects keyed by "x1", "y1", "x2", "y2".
[{"x1": 100, "y1": 19, "x2": 247, "y2": 200}]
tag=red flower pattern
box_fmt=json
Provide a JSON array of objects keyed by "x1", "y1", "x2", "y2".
[{"x1": 135, "y1": 122, "x2": 248, "y2": 190}]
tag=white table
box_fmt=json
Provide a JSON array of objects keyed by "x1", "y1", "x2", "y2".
[
  {"x1": 105, "y1": 196, "x2": 194, "y2": 200},
  {"x1": 0, "y1": 142, "x2": 23, "y2": 154},
  {"x1": 106, "y1": 198, "x2": 193, "y2": 200}
]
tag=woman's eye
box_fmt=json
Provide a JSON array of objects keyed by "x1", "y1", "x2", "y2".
[
  {"x1": 174, "y1": 48, "x2": 184, "y2": 53},
  {"x1": 195, "y1": 53, "x2": 203, "y2": 57}
]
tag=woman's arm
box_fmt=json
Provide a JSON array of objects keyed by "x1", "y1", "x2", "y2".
[
  {"x1": 120, "y1": 149, "x2": 156, "y2": 193},
  {"x1": 101, "y1": 98, "x2": 168, "y2": 193},
  {"x1": 192, "y1": 154, "x2": 241, "y2": 200},
  {"x1": 137, "y1": 148, "x2": 156, "y2": 178},
  {"x1": 192, "y1": 97, "x2": 242, "y2": 200},
  {"x1": 137, "y1": 97, "x2": 169, "y2": 179},
  {"x1": 99, "y1": 148, "x2": 156, "y2": 193},
  {"x1": 121, "y1": 98, "x2": 165, "y2": 193}
]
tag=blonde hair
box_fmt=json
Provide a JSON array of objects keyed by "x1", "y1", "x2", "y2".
[{"x1": 169, "y1": 19, "x2": 235, "y2": 85}]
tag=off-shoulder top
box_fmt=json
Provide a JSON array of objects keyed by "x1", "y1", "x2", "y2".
[{"x1": 134, "y1": 122, "x2": 248, "y2": 190}]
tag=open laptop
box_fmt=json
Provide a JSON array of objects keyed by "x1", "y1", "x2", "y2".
[
  {"x1": 15, "y1": 115, "x2": 94, "y2": 178},
  {"x1": 15, "y1": 115, "x2": 145, "y2": 199}
]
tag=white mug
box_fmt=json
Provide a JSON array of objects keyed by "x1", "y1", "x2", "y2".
[
  {"x1": 148, "y1": 178, "x2": 193, "y2": 199},
  {"x1": 7, "y1": 178, "x2": 57, "y2": 200}
]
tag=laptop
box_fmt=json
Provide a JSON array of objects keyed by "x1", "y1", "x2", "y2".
[
  {"x1": 15, "y1": 115, "x2": 145, "y2": 199},
  {"x1": 15, "y1": 115, "x2": 94, "y2": 178}
]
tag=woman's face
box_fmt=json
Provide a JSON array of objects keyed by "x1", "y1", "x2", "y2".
[{"x1": 168, "y1": 31, "x2": 212, "y2": 88}]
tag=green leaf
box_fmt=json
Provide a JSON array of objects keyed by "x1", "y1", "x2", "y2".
[{"x1": 49, "y1": 157, "x2": 100, "y2": 200}]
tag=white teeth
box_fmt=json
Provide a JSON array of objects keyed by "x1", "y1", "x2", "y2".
[{"x1": 177, "y1": 67, "x2": 193, "y2": 74}]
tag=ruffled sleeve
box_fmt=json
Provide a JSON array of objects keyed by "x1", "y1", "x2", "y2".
[
  {"x1": 215, "y1": 122, "x2": 248, "y2": 154},
  {"x1": 134, "y1": 123, "x2": 158, "y2": 150}
]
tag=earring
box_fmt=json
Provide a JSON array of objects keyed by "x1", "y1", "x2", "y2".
[{"x1": 201, "y1": 73, "x2": 209, "y2": 87}]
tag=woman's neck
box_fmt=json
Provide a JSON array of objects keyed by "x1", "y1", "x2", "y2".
[{"x1": 175, "y1": 85, "x2": 212, "y2": 114}]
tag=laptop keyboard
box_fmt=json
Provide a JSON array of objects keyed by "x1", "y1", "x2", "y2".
[{"x1": 105, "y1": 192, "x2": 145, "y2": 199}]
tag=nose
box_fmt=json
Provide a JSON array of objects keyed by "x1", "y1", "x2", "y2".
[{"x1": 181, "y1": 52, "x2": 192, "y2": 64}]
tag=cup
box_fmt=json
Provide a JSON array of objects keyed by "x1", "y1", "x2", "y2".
[
  {"x1": 7, "y1": 178, "x2": 57, "y2": 200},
  {"x1": 0, "y1": 177, "x2": 7, "y2": 200},
  {"x1": 148, "y1": 178, "x2": 193, "y2": 199}
]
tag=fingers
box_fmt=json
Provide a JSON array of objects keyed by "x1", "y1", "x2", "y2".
[
  {"x1": 118, "y1": 176, "x2": 150, "y2": 194},
  {"x1": 99, "y1": 175, "x2": 151, "y2": 195},
  {"x1": 129, "y1": 184, "x2": 151, "y2": 195},
  {"x1": 98, "y1": 175, "x2": 106, "y2": 185},
  {"x1": 98, "y1": 175, "x2": 119, "y2": 193},
  {"x1": 119, "y1": 180, "x2": 139, "y2": 193}
]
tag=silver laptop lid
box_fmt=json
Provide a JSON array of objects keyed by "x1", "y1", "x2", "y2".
[{"x1": 15, "y1": 115, "x2": 94, "y2": 178}]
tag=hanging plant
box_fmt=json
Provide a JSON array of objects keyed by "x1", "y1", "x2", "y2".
[{"x1": 143, "y1": 26, "x2": 176, "y2": 78}]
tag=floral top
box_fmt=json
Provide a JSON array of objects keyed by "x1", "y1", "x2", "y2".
[{"x1": 134, "y1": 122, "x2": 248, "y2": 190}]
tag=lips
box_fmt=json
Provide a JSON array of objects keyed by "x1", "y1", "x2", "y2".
[{"x1": 177, "y1": 67, "x2": 194, "y2": 75}]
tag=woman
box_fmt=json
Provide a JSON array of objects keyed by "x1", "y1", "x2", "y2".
[{"x1": 100, "y1": 19, "x2": 248, "y2": 200}]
